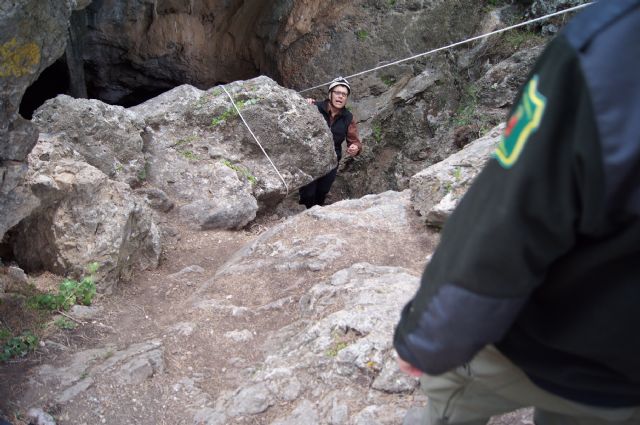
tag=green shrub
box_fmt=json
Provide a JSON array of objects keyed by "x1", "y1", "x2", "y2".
[
  {"x1": 54, "y1": 317, "x2": 77, "y2": 330},
  {"x1": 0, "y1": 331, "x2": 38, "y2": 362},
  {"x1": 372, "y1": 124, "x2": 382, "y2": 143},
  {"x1": 355, "y1": 29, "x2": 368, "y2": 41},
  {"x1": 180, "y1": 150, "x2": 200, "y2": 161},
  {"x1": 28, "y1": 265, "x2": 98, "y2": 311},
  {"x1": 380, "y1": 75, "x2": 396, "y2": 87},
  {"x1": 210, "y1": 98, "x2": 257, "y2": 127}
]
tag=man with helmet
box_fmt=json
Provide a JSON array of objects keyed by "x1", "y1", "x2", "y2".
[{"x1": 299, "y1": 77, "x2": 362, "y2": 208}]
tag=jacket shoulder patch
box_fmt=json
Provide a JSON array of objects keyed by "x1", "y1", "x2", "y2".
[{"x1": 495, "y1": 75, "x2": 547, "y2": 168}]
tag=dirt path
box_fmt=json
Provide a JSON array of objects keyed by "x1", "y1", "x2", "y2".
[{"x1": 0, "y1": 209, "x2": 271, "y2": 424}]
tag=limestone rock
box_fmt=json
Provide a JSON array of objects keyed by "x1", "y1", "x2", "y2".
[
  {"x1": 11, "y1": 156, "x2": 161, "y2": 291},
  {"x1": 32, "y1": 95, "x2": 147, "y2": 187},
  {"x1": 129, "y1": 76, "x2": 335, "y2": 229},
  {"x1": 410, "y1": 123, "x2": 505, "y2": 228},
  {"x1": 0, "y1": 0, "x2": 85, "y2": 240}
]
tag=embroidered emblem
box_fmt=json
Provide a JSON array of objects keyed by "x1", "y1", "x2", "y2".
[{"x1": 495, "y1": 75, "x2": 547, "y2": 168}]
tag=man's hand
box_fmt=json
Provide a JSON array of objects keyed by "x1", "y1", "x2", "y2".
[
  {"x1": 306, "y1": 98, "x2": 315, "y2": 105},
  {"x1": 398, "y1": 357, "x2": 423, "y2": 377},
  {"x1": 346, "y1": 144, "x2": 360, "y2": 156}
]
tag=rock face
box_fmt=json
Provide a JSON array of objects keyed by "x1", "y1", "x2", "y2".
[
  {"x1": 410, "y1": 123, "x2": 505, "y2": 228},
  {"x1": 0, "y1": 0, "x2": 89, "y2": 239},
  {"x1": 79, "y1": 0, "x2": 296, "y2": 104},
  {"x1": 130, "y1": 76, "x2": 335, "y2": 229},
  {"x1": 10, "y1": 140, "x2": 161, "y2": 290}
]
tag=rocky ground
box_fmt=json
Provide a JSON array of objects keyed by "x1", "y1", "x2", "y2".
[{"x1": 0, "y1": 191, "x2": 532, "y2": 425}]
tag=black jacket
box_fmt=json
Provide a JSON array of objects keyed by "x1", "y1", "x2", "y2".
[
  {"x1": 316, "y1": 100, "x2": 353, "y2": 160},
  {"x1": 394, "y1": 0, "x2": 640, "y2": 407}
]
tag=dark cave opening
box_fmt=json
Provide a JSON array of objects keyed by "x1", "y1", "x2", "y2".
[{"x1": 19, "y1": 57, "x2": 71, "y2": 120}]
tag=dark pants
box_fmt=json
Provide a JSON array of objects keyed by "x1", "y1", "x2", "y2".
[{"x1": 299, "y1": 166, "x2": 338, "y2": 208}]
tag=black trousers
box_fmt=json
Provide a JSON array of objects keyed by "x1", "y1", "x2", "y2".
[{"x1": 299, "y1": 166, "x2": 338, "y2": 208}]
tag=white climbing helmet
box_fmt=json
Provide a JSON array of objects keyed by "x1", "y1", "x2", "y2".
[{"x1": 328, "y1": 76, "x2": 351, "y2": 95}]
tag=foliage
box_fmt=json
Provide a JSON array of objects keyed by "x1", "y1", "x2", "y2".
[
  {"x1": 453, "y1": 166, "x2": 462, "y2": 181},
  {"x1": 172, "y1": 135, "x2": 199, "y2": 147},
  {"x1": 54, "y1": 317, "x2": 77, "y2": 330},
  {"x1": 380, "y1": 75, "x2": 396, "y2": 87},
  {"x1": 503, "y1": 29, "x2": 545, "y2": 49},
  {"x1": 355, "y1": 29, "x2": 368, "y2": 41},
  {"x1": 179, "y1": 150, "x2": 200, "y2": 161},
  {"x1": 221, "y1": 159, "x2": 257, "y2": 185},
  {"x1": 137, "y1": 161, "x2": 150, "y2": 181},
  {"x1": 326, "y1": 341, "x2": 348, "y2": 357},
  {"x1": 2, "y1": 263, "x2": 99, "y2": 362},
  {"x1": 210, "y1": 98, "x2": 258, "y2": 127},
  {"x1": 372, "y1": 124, "x2": 383, "y2": 143},
  {"x1": 453, "y1": 83, "x2": 481, "y2": 126},
  {"x1": 0, "y1": 330, "x2": 38, "y2": 362},
  {"x1": 28, "y1": 264, "x2": 98, "y2": 312}
]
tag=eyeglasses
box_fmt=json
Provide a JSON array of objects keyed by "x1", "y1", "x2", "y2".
[{"x1": 332, "y1": 90, "x2": 349, "y2": 98}]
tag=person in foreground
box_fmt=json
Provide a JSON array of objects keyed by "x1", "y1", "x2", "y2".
[
  {"x1": 299, "y1": 77, "x2": 362, "y2": 208},
  {"x1": 394, "y1": 1, "x2": 640, "y2": 424}
]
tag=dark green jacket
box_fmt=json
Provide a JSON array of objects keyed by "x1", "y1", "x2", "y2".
[{"x1": 394, "y1": 0, "x2": 640, "y2": 407}]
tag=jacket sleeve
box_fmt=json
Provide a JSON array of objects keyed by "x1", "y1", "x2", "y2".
[
  {"x1": 346, "y1": 120, "x2": 362, "y2": 154},
  {"x1": 394, "y1": 35, "x2": 605, "y2": 375}
]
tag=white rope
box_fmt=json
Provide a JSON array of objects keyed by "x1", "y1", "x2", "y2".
[
  {"x1": 221, "y1": 85, "x2": 289, "y2": 195},
  {"x1": 298, "y1": 2, "x2": 593, "y2": 94}
]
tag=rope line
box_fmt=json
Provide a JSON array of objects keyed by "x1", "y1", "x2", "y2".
[
  {"x1": 221, "y1": 85, "x2": 289, "y2": 195},
  {"x1": 298, "y1": 2, "x2": 593, "y2": 94}
]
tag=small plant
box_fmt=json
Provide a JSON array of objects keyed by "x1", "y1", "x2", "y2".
[
  {"x1": 326, "y1": 341, "x2": 349, "y2": 358},
  {"x1": 372, "y1": 124, "x2": 382, "y2": 143},
  {"x1": 0, "y1": 328, "x2": 10, "y2": 340},
  {"x1": 28, "y1": 264, "x2": 98, "y2": 311},
  {"x1": 388, "y1": 0, "x2": 396, "y2": 6},
  {"x1": 210, "y1": 98, "x2": 257, "y2": 127},
  {"x1": 54, "y1": 317, "x2": 77, "y2": 330},
  {"x1": 0, "y1": 331, "x2": 38, "y2": 362},
  {"x1": 444, "y1": 181, "x2": 453, "y2": 194},
  {"x1": 380, "y1": 75, "x2": 396, "y2": 87},
  {"x1": 453, "y1": 167, "x2": 462, "y2": 181},
  {"x1": 221, "y1": 159, "x2": 257, "y2": 185},
  {"x1": 355, "y1": 29, "x2": 368, "y2": 41},
  {"x1": 137, "y1": 161, "x2": 151, "y2": 182},
  {"x1": 172, "y1": 135, "x2": 199, "y2": 148},
  {"x1": 453, "y1": 83, "x2": 481, "y2": 127},
  {"x1": 180, "y1": 150, "x2": 199, "y2": 161},
  {"x1": 503, "y1": 30, "x2": 544, "y2": 49},
  {"x1": 194, "y1": 89, "x2": 222, "y2": 109}
]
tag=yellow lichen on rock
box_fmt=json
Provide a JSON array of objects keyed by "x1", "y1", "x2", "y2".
[{"x1": 0, "y1": 38, "x2": 41, "y2": 78}]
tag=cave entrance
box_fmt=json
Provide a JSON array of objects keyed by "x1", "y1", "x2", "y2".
[{"x1": 19, "y1": 57, "x2": 71, "y2": 120}]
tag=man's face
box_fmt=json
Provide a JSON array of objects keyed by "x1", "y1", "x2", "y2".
[{"x1": 330, "y1": 86, "x2": 349, "y2": 109}]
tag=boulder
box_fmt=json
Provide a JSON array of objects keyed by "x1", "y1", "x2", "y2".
[
  {"x1": 10, "y1": 136, "x2": 161, "y2": 290},
  {"x1": 32, "y1": 95, "x2": 147, "y2": 187},
  {"x1": 129, "y1": 76, "x2": 336, "y2": 229},
  {"x1": 410, "y1": 123, "x2": 505, "y2": 228}
]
